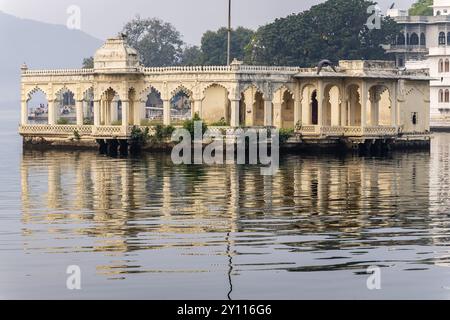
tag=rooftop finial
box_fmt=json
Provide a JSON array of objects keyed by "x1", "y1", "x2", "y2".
[{"x1": 20, "y1": 63, "x2": 28, "y2": 72}]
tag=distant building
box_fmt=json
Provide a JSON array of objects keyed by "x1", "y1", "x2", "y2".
[{"x1": 386, "y1": 0, "x2": 450, "y2": 128}]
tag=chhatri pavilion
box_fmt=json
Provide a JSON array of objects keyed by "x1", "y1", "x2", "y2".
[{"x1": 19, "y1": 34, "x2": 431, "y2": 149}]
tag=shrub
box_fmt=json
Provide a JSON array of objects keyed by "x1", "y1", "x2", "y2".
[
  {"x1": 130, "y1": 126, "x2": 150, "y2": 146},
  {"x1": 73, "y1": 130, "x2": 81, "y2": 141},
  {"x1": 57, "y1": 118, "x2": 69, "y2": 125},
  {"x1": 278, "y1": 128, "x2": 295, "y2": 144},
  {"x1": 154, "y1": 124, "x2": 175, "y2": 142},
  {"x1": 209, "y1": 118, "x2": 228, "y2": 127},
  {"x1": 83, "y1": 119, "x2": 94, "y2": 125},
  {"x1": 183, "y1": 113, "x2": 208, "y2": 139}
]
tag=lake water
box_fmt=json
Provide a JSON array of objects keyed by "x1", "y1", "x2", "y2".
[{"x1": 1, "y1": 108, "x2": 450, "y2": 300}]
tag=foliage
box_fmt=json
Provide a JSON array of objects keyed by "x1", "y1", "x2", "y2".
[
  {"x1": 183, "y1": 113, "x2": 208, "y2": 139},
  {"x1": 82, "y1": 57, "x2": 94, "y2": 69},
  {"x1": 57, "y1": 118, "x2": 69, "y2": 125},
  {"x1": 409, "y1": 0, "x2": 433, "y2": 16},
  {"x1": 180, "y1": 45, "x2": 204, "y2": 66},
  {"x1": 123, "y1": 16, "x2": 184, "y2": 67},
  {"x1": 73, "y1": 130, "x2": 81, "y2": 141},
  {"x1": 201, "y1": 27, "x2": 254, "y2": 65},
  {"x1": 153, "y1": 124, "x2": 176, "y2": 142},
  {"x1": 209, "y1": 118, "x2": 228, "y2": 127},
  {"x1": 246, "y1": 0, "x2": 400, "y2": 66},
  {"x1": 111, "y1": 120, "x2": 122, "y2": 126},
  {"x1": 278, "y1": 128, "x2": 295, "y2": 144},
  {"x1": 83, "y1": 118, "x2": 94, "y2": 125},
  {"x1": 130, "y1": 126, "x2": 150, "y2": 146}
]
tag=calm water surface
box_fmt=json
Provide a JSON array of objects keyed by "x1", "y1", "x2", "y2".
[{"x1": 1, "y1": 108, "x2": 450, "y2": 299}]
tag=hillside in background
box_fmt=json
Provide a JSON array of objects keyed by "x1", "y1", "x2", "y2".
[{"x1": 0, "y1": 11, "x2": 102, "y2": 105}]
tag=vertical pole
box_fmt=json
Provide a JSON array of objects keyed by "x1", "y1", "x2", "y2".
[{"x1": 227, "y1": 0, "x2": 232, "y2": 66}]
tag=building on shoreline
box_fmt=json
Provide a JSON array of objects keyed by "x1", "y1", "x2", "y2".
[
  {"x1": 19, "y1": 34, "x2": 431, "y2": 151},
  {"x1": 386, "y1": 0, "x2": 450, "y2": 129}
]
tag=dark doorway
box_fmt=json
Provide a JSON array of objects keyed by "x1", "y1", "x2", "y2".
[{"x1": 311, "y1": 91, "x2": 319, "y2": 125}]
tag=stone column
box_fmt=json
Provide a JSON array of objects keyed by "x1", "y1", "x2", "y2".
[
  {"x1": 391, "y1": 83, "x2": 398, "y2": 128},
  {"x1": 110, "y1": 100, "x2": 118, "y2": 123},
  {"x1": 163, "y1": 100, "x2": 171, "y2": 125},
  {"x1": 317, "y1": 81, "x2": 324, "y2": 126},
  {"x1": 93, "y1": 100, "x2": 101, "y2": 126},
  {"x1": 76, "y1": 100, "x2": 84, "y2": 126},
  {"x1": 245, "y1": 91, "x2": 255, "y2": 127},
  {"x1": 264, "y1": 99, "x2": 273, "y2": 127},
  {"x1": 370, "y1": 93, "x2": 380, "y2": 126},
  {"x1": 361, "y1": 82, "x2": 368, "y2": 128},
  {"x1": 104, "y1": 100, "x2": 111, "y2": 126},
  {"x1": 122, "y1": 100, "x2": 129, "y2": 127},
  {"x1": 273, "y1": 101, "x2": 282, "y2": 128},
  {"x1": 135, "y1": 101, "x2": 146, "y2": 125},
  {"x1": 294, "y1": 96, "x2": 301, "y2": 128},
  {"x1": 230, "y1": 99, "x2": 240, "y2": 127},
  {"x1": 21, "y1": 100, "x2": 28, "y2": 125},
  {"x1": 48, "y1": 100, "x2": 56, "y2": 125},
  {"x1": 301, "y1": 94, "x2": 311, "y2": 126},
  {"x1": 341, "y1": 100, "x2": 349, "y2": 126},
  {"x1": 194, "y1": 99, "x2": 203, "y2": 118}
]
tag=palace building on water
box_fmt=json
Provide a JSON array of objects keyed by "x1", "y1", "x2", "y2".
[{"x1": 19, "y1": 34, "x2": 431, "y2": 151}]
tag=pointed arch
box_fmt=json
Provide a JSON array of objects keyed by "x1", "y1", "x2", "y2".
[
  {"x1": 170, "y1": 85, "x2": 193, "y2": 123},
  {"x1": 26, "y1": 87, "x2": 49, "y2": 124},
  {"x1": 202, "y1": 84, "x2": 231, "y2": 125}
]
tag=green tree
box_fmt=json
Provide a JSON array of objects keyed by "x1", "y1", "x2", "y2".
[
  {"x1": 201, "y1": 27, "x2": 254, "y2": 65},
  {"x1": 409, "y1": 0, "x2": 433, "y2": 16},
  {"x1": 122, "y1": 16, "x2": 184, "y2": 67},
  {"x1": 246, "y1": 0, "x2": 399, "y2": 67},
  {"x1": 180, "y1": 45, "x2": 204, "y2": 65},
  {"x1": 82, "y1": 56, "x2": 94, "y2": 69}
]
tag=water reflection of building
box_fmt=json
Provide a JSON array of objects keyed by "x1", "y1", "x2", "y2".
[{"x1": 21, "y1": 150, "x2": 435, "y2": 277}]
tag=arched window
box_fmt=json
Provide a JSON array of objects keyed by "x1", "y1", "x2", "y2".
[
  {"x1": 439, "y1": 32, "x2": 446, "y2": 45},
  {"x1": 447, "y1": 33, "x2": 450, "y2": 45},
  {"x1": 439, "y1": 59, "x2": 444, "y2": 73},
  {"x1": 445, "y1": 59, "x2": 449, "y2": 72},
  {"x1": 420, "y1": 33, "x2": 426, "y2": 46},
  {"x1": 410, "y1": 33, "x2": 419, "y2": 45},
  {"x1": 437, "y1": 11, "x2": 442, "y2": 16},
  {"x1": 439, "y1": 89, "x2": 444, "y2": 102},
  {"x1": 445, "y1": 89, "x2": 449, "y2": 102},
  {"x1": 397, "y1": 33, "x2": 406, "y2": 45}
]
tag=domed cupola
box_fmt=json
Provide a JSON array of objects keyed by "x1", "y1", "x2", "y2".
[{"x1": 94, "y1": 33, "x2": 141, "y2": 73}]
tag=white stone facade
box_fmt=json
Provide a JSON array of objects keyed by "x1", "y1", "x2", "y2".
[
  {"x1": 387, "y1": 0, "x2": 450, "y2": 128},
  {"x1": 19, "y1": 35, "x2": 431, "y2": 143}
]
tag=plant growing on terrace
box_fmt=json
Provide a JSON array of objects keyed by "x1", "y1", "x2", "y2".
[{"x1": 130, "y1": 126, "x2": 150, "y2": 146}]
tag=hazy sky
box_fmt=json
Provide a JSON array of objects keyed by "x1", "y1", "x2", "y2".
[{"x1": 0, "y1": 0, "x2": 416, "y2": 45}]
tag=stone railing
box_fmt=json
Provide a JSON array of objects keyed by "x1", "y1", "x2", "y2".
[
  {"x1": 299, "y1": 125, "x2": 320, "y2": 135},
  {"x1": 22, "y1": 69, "x2": 95, "y2": 76},
  {"x1": 19, "y1": 124, "x2": 93, "y2": 136},
  {"x1": 362, "y1": 126, "x2": 398, "y2": 137},
  {"x1": 300, "y1": 125, "x2": 398, "y2": 137},
  {"x1": 321, "y1": 126, "x2": 346, "y2": 136},
  {"x1": 344, "y1": 126, "x2": 398, "y2": 137},
  {"x1": 92, "y1": 125, "x2": 127, "y2": 137},
  {"x1": 141, "y1": 65, "x2": 301, "y2": 74}
]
